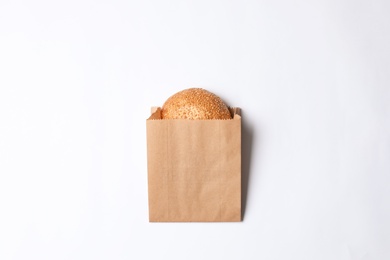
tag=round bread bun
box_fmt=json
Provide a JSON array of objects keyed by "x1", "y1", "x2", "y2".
[{"x1": 161, "y1": 88, "x2": 231, "y2": 120}]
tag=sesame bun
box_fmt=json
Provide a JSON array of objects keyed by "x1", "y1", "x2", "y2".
[{"x1": 161, "y1": 88, "x2": 231, "y2": 120}]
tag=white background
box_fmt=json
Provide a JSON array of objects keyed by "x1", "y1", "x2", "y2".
[{"x1": 0, "y1": 0, "x2": 389, "y2": 259}]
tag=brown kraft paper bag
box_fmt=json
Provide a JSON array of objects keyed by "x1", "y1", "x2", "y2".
[{"x1": 146, "y1": 107, "x2": 241, "y2": 222}]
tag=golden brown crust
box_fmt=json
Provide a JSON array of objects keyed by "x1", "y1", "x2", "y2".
[{"x1": 161, "y1": 88, "x2": 231, "y2": 120}]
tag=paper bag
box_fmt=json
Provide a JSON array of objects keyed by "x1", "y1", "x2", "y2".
[{"x1": 146, "y1": 107, "x2": 241, "y2": 222}]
